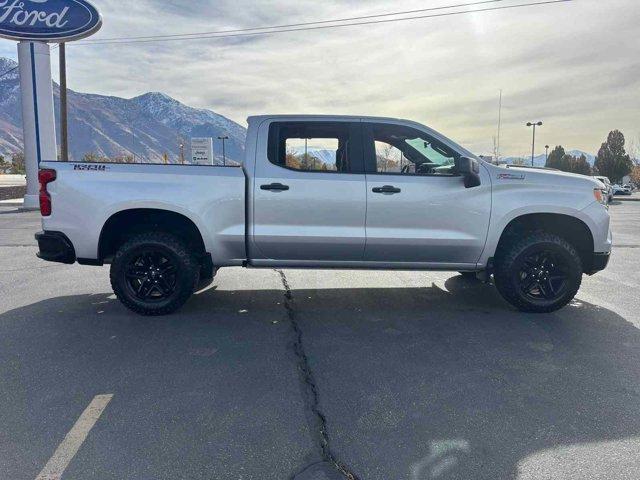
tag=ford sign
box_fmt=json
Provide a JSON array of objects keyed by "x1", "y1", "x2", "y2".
[{"x1": 0, "y1": 0, "x2": 102, "y2": 42}]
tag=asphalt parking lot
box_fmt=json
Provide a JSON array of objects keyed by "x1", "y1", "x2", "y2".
[{"x1": 1, "y1": 201, "x2": 639, "y2": 480}]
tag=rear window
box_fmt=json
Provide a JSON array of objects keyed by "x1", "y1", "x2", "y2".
[{"x1": 267, "y1": 122, "x2": 361, "y2": 173}]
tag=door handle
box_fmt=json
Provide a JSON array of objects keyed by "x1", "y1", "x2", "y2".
[
  {"x1": 372, "y1": 185, "x2": 401, "y2": 194},
  {"x1": 261, "y1": 183, "x2": 290, "y2": 191}
]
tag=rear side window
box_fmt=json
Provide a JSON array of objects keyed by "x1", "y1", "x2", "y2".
[{"x1": 267, "y1": 122, "x2": 362, "y2": 173}]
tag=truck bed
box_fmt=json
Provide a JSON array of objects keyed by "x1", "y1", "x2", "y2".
[{"x1": 40, "y1": 162, "x2": 247, "y2": 265}]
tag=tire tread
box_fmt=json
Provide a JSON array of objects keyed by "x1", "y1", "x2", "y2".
[
  {"x1": 110, "y1": 232, "x2": 199, "y2": 316},
  {"x1": 494, "y1": 231, "x2": 582, "y2": 313}
]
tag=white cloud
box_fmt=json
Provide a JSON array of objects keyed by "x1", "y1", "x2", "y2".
[{"x1": 2, "y1": 0, "x2": 638, "y2": 155}]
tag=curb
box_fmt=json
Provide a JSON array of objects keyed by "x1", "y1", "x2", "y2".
[{"x1": 0, "y1": 198, "x2": 24, "y2": 207}]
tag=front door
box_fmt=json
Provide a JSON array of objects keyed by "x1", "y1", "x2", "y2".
[
  {"x1": 362, "y1": 122, "x2": 491, "y2": 266},
  {"x1": 251, "y1": 120, "x2": 366, "y2": 262}
]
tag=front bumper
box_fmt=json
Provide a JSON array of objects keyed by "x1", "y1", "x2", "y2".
[
  {"x1": 587, "y1": 252, "x2": 610, "y2": 275},
  {"x1": 35, "y1": 231, "x2": 76, "y2": 264}
]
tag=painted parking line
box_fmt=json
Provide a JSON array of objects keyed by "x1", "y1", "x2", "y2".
[{"x1": 35, "y1": 394, "x2": 113, "y2": 480}]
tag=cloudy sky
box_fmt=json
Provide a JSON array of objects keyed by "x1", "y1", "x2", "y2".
[{"x1": 1, "y1": 0, "x2": 638, "y2": 156}]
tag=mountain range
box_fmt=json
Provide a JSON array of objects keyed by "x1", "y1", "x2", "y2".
[
  {"x1": 0, "y1": 57, "x2": 246, "y2": 164},
  {"x1": 1, "y1": 56, "x2": 598, "y2": 166}
]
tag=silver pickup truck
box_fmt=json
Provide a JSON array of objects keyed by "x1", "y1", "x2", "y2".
[{"x1": 35, "y1": 115, "x2": 612, "y2": 315}]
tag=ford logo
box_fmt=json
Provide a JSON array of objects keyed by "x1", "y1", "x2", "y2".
[{"x1": 0, "y1": 0, "x2": 102, "y2": 42}]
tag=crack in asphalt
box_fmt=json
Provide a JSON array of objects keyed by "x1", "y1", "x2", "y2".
[{"x1": 276, "y1": 269, "x2": 359, "y2": 480}]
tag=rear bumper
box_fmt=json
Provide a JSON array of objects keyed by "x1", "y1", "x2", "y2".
[
  {"x1": 587, "y1": 252, "x2": 610, "y2": 275},
  {"x1": 35, "y1": 231, "x2": 76, "y2": 264}
]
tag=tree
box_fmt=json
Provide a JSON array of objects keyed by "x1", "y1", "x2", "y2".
[
  {"x1": 112, "y1": 154, "x2": 135, "y2": 164},
  {"x1": 545, "y1": 146, "x2": 565, "y2": 169},
  {"x1": 570, "y1": 154, "x2": 592, "y2": 175},
  {"x1": 81, "y1": 152, "x2": 119, "y2": 163},
  {"x1": 0, "y1": 154, "x2": 10, "y2": 173},
  {"x1": 82, "y1": 152, "x2": 101, "y2": 163},
  {"x1": 543, "y1": 146, "x2": 591, "y2": 175},
  {"x1": 10, "y1": 152, "x2": 25, "y2": 174},
  {"x1": 627, "y1": 134, "x2": 639, "y2": 163},
  {"x1": 594, "y1": 130, "x2": 633, "y2": 183},
  {"x1": 630, "y1": 164, "x2": 640, "y2": 186}
]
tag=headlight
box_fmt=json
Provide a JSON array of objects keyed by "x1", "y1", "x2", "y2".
[{"x1": 594, "y1": 188, "x2": 608, "y2": 206}]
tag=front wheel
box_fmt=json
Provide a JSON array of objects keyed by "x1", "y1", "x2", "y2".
[
  {"x1": 494, "y1": 232, "x2": 583, "y2": 313},
  {"x1": 110, "y1": 232, "x2": 200, "y2": 316}
]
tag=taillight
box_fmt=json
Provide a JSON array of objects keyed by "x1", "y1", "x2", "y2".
[{"x1": 38, "y1": 168, "x2": 56, "y2": 216}]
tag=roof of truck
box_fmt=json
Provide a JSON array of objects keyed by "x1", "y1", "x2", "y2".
[
  {"x1": 246, "y1": 115, "x2": 477, "y2": 159},
  {"x1": 247, "y1": 114, "x2": 413, "y2": 123}
]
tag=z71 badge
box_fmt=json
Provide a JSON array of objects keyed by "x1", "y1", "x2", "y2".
[{"x1": 73, "y1": 164, "x2": 109, "y2": 171}]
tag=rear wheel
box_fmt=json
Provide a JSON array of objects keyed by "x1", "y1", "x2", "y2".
[
  {"x1": 110, "y1": 232, "x2": 199, "y2": 315},
  {"x1": 494, "y1": 232, "x2": 582, "y2": 313}
]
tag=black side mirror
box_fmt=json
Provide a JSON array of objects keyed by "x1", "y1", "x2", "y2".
[{"x1": 455, "y1": 156, "x2": 481, "y2": 188}]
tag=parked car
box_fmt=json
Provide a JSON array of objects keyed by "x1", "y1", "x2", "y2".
[
  {"x1": 593, "y1": 176, "x2": 614, "y2": 203},
  {"x1": 35, "y1": 115, "x2": 612, "y2": 315},
  {"x1": 613, "y1": 184, "x2": 632, "y2": 195}
]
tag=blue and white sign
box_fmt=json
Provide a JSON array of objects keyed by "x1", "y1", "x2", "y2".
[{"x1": 0, "y1": 0, "x2": 102, "y2": 42}]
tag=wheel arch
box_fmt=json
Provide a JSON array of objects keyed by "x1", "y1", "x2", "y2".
[
  {"x1": 493, "y1": 213, "x2": 595, "y2": 273},
  {"x1": 98, "y1": 208, "x2": 209, "y2": 263}
]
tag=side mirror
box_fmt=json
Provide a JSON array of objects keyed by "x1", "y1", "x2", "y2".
[{"x1": 455, "y1": 156, "x2": 481, "y2": 188}]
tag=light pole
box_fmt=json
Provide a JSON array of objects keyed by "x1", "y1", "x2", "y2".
[
  {"x1": 217, "y1": 135, "x2": 229, "y2": 166},
  {"x1": 526, "y1": 121, "x2": 543, "y2": 166}
]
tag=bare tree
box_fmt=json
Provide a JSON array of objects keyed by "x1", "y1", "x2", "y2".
[{"x1": 627, "y1": 133, "x2": 640, "y2": 162}]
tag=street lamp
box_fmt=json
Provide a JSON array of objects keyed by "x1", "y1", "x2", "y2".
[
  {"x1": 218, "y1": 136, "x2": 229, "y2": 166},
  {"x1": 526, "y1": 121, "x2": 543, "y2": 166}
]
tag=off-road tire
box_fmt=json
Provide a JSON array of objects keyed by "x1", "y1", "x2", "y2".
[
  {"x1": 494, "y1": 231, "x2": 583, "y2": 313},
  {"x1": 110, "y1": 232, "x2": 200, "y2": 316}
]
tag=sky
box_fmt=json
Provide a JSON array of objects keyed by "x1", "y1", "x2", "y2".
[{"x1": 0, "y1": 0, "x2": 638, "y2": 157}]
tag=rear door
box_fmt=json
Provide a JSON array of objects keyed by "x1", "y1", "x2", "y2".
[
  {"x1": 363, "y1": 121, "x2": 491, "y2": 266},
  {"x1": 251, "y1": 120, "x2": 366, "y2": 262}
]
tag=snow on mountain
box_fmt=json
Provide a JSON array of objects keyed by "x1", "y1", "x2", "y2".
[
  {"x1": 566, "y1": 150, "x2": 596, "y2": 165},
  {"x1": 290, "y1": 147, "x2": 337, "y2": 165},
  {"x1": 0, "y1": 57, "x2": 18, "y2": 81},
  {"x1": 0, "y1": 58, "x2": 23, "y2": 155},
  {"x1": 0, "y1": 57, "x2": 246, "y2": 163}
]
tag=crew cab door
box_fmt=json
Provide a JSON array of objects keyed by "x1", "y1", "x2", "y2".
[
  {"x1": 363, "y1": 122, "x2": 491, "y2": 266},
  {"x1": 251, "y1": 120, "x2": 366, "y2": 262}
]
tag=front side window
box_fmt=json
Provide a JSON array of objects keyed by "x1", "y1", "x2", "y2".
[
  {"x1": 268, "y1": 122, "x2": 358, "y2": 173},
  {"x1": 368, "y1": 123, "x2": 459, "y2": 175}
]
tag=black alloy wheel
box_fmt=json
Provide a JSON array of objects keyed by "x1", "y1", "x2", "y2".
[
  {"x1": 125, "y1": 250, "x2": 178, "y2": 301},
  {"x1": 517, "y1": 250, "x2": 570, "y2": 302}
]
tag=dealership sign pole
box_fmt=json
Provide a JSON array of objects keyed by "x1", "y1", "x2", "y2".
[{"x1": 0, "y1": 0, "x2": 102, "y2": 209}]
